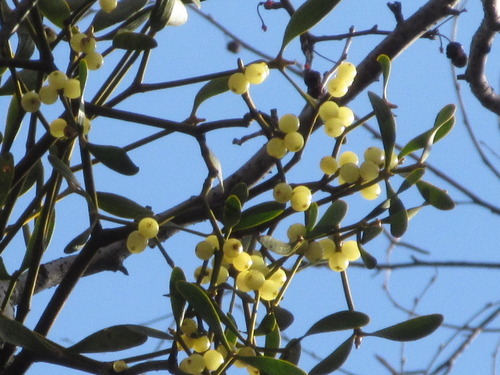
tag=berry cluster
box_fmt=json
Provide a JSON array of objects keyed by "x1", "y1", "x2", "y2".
[
  {"x1": 273, "y1": 183, "x2": 312, "y2": 212},
  {"x1": 126, "y1": 217, "x2": 159, "y2": 253},
  {"x1": 319, "y1": 100, "x2": 355, "y2": 138},
  {"x1": 70, "y1": 30, "x2": 104, "y2": 70},
  {"x1": 266, "y1": 114, "x2": 305, "y2": 158},
  {"x1": 326, "y1": 61, "x2": 357, "y2": 98},
  {"x1": 228, "y1": 62, "x2": 269, "y2": 94}
]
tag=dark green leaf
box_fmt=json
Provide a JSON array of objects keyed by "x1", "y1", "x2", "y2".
[
  {"x1": 309, "y1": 335, "x2": 354, "y2": 375},
  {"x1": 368, "y1": 314, "x2": 444, "y2": 341},
  {"x1": 280, "y1": 0, "x2": 341, "y2": 53},
  {"x1": 229, "y1": 182, "x2": 249, "y2": 204},
  {"x1": 19, "y1": 161, "x2": 43, "y2": 197},
  {"x1": 264, "y1": 314, "x2": 281, "y2": 357},
  {"x1": 0, "y1": 315, "x2": 63, "y2": 356},
  {"x1": 304, "y1": 311, "x2": 370, "y2": 337},
  {"x1": 358, "y1": 242, "x2": 377, "y2": 269},
  {"x1": 63, "y1": 226, "x2": 93, "y2": 254},
  {"x1": 386, "y1": 182, "x2": 407, "y2": 238},
  {"x1": 39, "y1": 0, "x2": 70, "y2": 28},
  {"x1": 305, "y1": 202, "x2": 318, "y2": 232},
  {"x1": 237, "y1": 356, "x2": 307, "y2": 375},
  {"x1": 113, "y1": 31, "x2": 157, "y2": 50},
  {"x1": 96, "y1": 191, "x2": 152, "y2": 219},
  {"x1": 150, "y1": 0, "x2": 175, "y2": 31},
  {"x1": 416, "y1": 181, "x2": 455, "y2": 210},
  {"x1": 397, "y1": 168, "x2": 425, "y2": 194},
  {"x1": 125, "y1": 325, "x2": 173, "y2": 340},
  {"x1": 223, "y1": 195, "x2": 242, "y2": 228},
  {"x1": 190, "y1": 76, "x2": 230, "y2": 116},
  {"x1": 398, "y1": 104, "x2": 456, "y2": 159},
  {"x1": 234, "y1": 201, "x2": 285, "y2": 231},
  {"x1": 306, "y1": 200, "x2": 348, "y2": 239},
  {"x1": 360, "y1": 225, "x2": 383, "y2": 244},
  {"x1": 280, "y1": 338, "x2": 301, "y2": 365},
  {"x1": 255, "y1": 313, "x2": 277, "y2": 336},
  {"x1": 176, "y1": 281, "x2": 230, "y2": 350},
  {"x1": 92, "y1": 0, "x2": 149, "y2": 31},
  {"x1": 368, "y1": 91, "x2": 396, "y2": 170},
  {"x1": 377, "y1": 54, "x2": 391, "y2": 99},
  {"x1": 2, "y1": 95, "x2": 23, "y2": 153},
  {"x1": 170, "y1": 267, "x2": 187, "y2": 327},
  {"x1": 0, "y1": 153, "x2": 14, "y2": 207},
  {"x1": 15, "y1": 24, "x2": 35, "y2": 59},
  {"x1": 0, "y1": 69, "x2": 39, "y2": 95},
  {"x1": 87, "y1": 143, "x2": 139, "y2": 175},
  {"x1": 274, "y1": 306, "x2": 294, "y2": 331},
  {"x1": 68, "y1": 325, "x2": 149, "y2": 353},
  {"x1": 48, "y1": 154, "x2": 80, "y2": 189}
]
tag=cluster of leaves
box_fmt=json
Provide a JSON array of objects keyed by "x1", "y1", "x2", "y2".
[{"x1": 0, "y1": 0, "x2": 461, "y2": 374}]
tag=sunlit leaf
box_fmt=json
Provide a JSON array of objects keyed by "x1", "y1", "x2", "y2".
[
  {"x1": 305, "y1": 202, "x2": 318, "y2": 232},
  {"x1": 223, "y1": 194, "x2": 242, "y2": 228},
  {"x1": 92, "y1": 0, "x2": 149, "y2": 31},
  {"x1": 280, "y1": 0, "x2": 341, "y2": 53},
  {"x1": 237, "y1": 355, "x2": 307, "y2": 375},
  {"x1": 397, "y1": 168, "x2": 425, "y2": 194},
  {"x1": 96, "y1": 191, "x2": 153, "y2": 219},
  {"x1": 416, "y1": 180, "x2": 455, "y2": 210},
  {"x1": 234, "y1": 202, "x2": 285, "y2": 231},
  {"x1": 306, "y1": 200, "x2": 348, "y2": 239},
  {"x1": 303, "y1": 311, "x2": 370, "y2": 337},
  {"x1": 113, "y1": 31, "x2": 158, "y2": 50},
  {"x1": 170, "y1": 267, "x2": 187, "y2": 327},
  {"x1": 368, "y1": 92, "x2": 396, "y2": 170},
  {"x1": 39, "y1": 0, "x2": 70, "y2": 28},
  {"x1": 87, "y1": 143, "x2": 139, "y2": 175},
  {"x1": 176, "y1": 281, "x2": 230, "y2": 350},
  {"x1": 367, "y1": 314, "x2": 444, "y2": 341},
  {"x1": 68, "y1": 325, "x2": 150, "y2": 353},
  {"x1": 377, "y1": 54, "x2": 391, "y2": 99},
  {"x1": 190, "y1": 76, "x2": 230, "y2": 116},
  {"x1": 0, "y1": 153, "x2": 14, "y2": 207},
  {"x1": 309, "y1": 335, "x2": 354, "y2": 375},
  {"x1": 150, "y1": 0, "x2": 175, "y2": 31}
]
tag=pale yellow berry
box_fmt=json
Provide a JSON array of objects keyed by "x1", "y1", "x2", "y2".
[
  {"x1": 266, "y1": 137, "x2": 287, "y2": 159},
  {"x1": 236, "y1": 270, "x2": 252, "y2": 292},
  {"x1": 327, "y1": 77, "x2": 348, "y2": 98},
  {"x1": 49, "y1": 118, "x2": 68, "y2": 138},
  {"x1": 215, "y1": 266, "x2": 229, "y2": 285},
  {"x1": 192, "y1": 335, "x2": 211, "y2": 353},
  {"x1": 319, "y1": 238, "x2": 336, "y2": 259},
  {"x1": 203, "y1": 349, "x2": 224, "y2": 371},
  {"x1": 273, "y1": 182, "x2": 293, "y2": 203},
  {"x1": 284, "y1": 131, "x2": 304, "y2": 152},
  {"x1": 318, "y1": 101, "x2": 339, "y2": 121},
  {"x1": 339, "y1": 151, "x2": 359, "y2": 166},
  {"x1": 80, "y1": 36, "x2": 96, "y2": 54},
  {"x1": 244, "y1": 62, "x2": 269, "y2": 84},
  {"x1": 320, "y1": 156, "x2": 339, "y2": 175},
  {"x1": 48, "y1": 70, "x2": 68, "y2": 89},
  {"x1": 70, "y1": 33, "x2": 86, "y2": 52},
  {"x1": 228, "y1": 72, "x2": 250, "y2": 94},
  {"x1": 235, "y1": 347, "x2": 257, "y2": 368},
  {"x1": 126, "y1": 230, "x2": 148, "y2": 253},
  {"x1": 364, "y1": 146, "x2": 385, "y2": 166},
  {"x1": 341, "y1": 240, "x2": 360, "y2": 261},
  {"x1": 223, "y1": 238, "x2": 243, "y2": 258},
  {"x1": 182, "y1": 353, "x2": 205, "y2": 374},
  {"x1": 359, "y1": 161, "x2": 379, "y2": 181},
  {"x1": 387, "y1": 152, "x2": 399, "y2": 169},
  {"x1": 181, "y1": 318, "x2": 198, "y2": 335},
  {"x1": 259, "y1": 279, "x2": 280, "y2": 301},
  {"x1": 337, "y1": 106, "x2": 355, "y2": 126},
  {"x1": 205, "y1": 234, "x2": 220, "y2": 250},
  {"x1": 138, "y1": 217, "x2": 159, "y2": 239},
  {"x1": 339, "y1": 163, "x2": 360, "y2": 184},
  {"x1": 328, "y1": 252, "x2": 349, "y2": 272},
  {"x1": 361, "y1": 183, "x2": 381, "y2": 200},
  {"x1": 177, "y1": 333, "x2": 194, "y2": 350},
  {"x1": 304, "y1": 241, "x2": 324, "y2": 262},
  {"x1": 112, "y1": 360, "x2": 129, "y2": 372},
  {"x1": 336, "y1": 62, "x2": 357, "y2": 82},
  {"x1": 244, "y1": 269, "x2": 266, "y2": 290},
  {"x1": 39, "y1": 85, "x2": 58, "y2": 104},
  {"x1": 278, "y1": 114, "x2": 300, "y2": 133},
  {"x1": 233, "y1": 252, "x2": 252, "y2": 271},
  {"x1": 84, "y1": 51, "x2": 104, "y2": 70},
  {"x1": 21, "y1": 91, "x2": 41, "y2": 112},
  {"x1": 268, "y1": 268, "x2": 287, "y2": 285},
  {"x1": 194, "y1": 266, "x2": 211, "y2": 284},
  {"x1": 99, "y1": 0, "x2": 118, "y2": 13},
  {"x1": 287, "y1": 223, "x2": 307, "y2": 242},
  {"x1": 63, "y1": 78, "x2": 81, "y2": 99},
  {"x1": 324, "y1": 117, "x2": 345, "y2": 138},
  {"x1": 290, "y1": 186, "x2": 312, "y2": 212},
  {"x1": 195, "y1": 240, "x2": 215, "y2": 260}
]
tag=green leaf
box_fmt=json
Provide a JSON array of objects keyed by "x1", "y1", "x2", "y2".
[
  {"x1": 48, "y1": 154, "x2": 80, "y2": 190},
  {"x1": 68, "y1": 325, "x2": 149, "y2": 353},
  {"x1": 234, "y1": 201, "x2": 285, "y2": 231},
  {"x1": 236, "y1": 356, "x2": 307, "y2": 375},
  {"x1": 125, "y1": 325, "x2": 173, "y2": 340},
  {"x1": 386, "y1": 182, "x2": 407, "y2": 238},
  {"x1": 360, "y1": 225, "x2": 383, "y2": 244},
  {"x1": 280, "y1": 338, "x2": 301, "y2": 365},
  {"x1": 0, "y1": 315, "x2": 63, "y2": 356},
  {"x1": 377, "y1": 54, "x2": 391, "y2": 99},
  {"x1": 223, "y1": 195, "x2": 242, "y2": 228},
  {"x1": 229, "y1": 182, "x2": 249, "y2": 205},
  {"x1": 97, "y1": 191, "x2": 152, "y2": 219},
  {"x1": 358, "y1": 242, "x2": 377, "y2": 269},
  {"x1": 19, "y1": 161, "x2": 43, "y2": 197},
  {"x1": 309, "y1": 335, "x2": 354, "y2": 375},
  {"x1": 397, "y1": 168, "x2": 425, "y2": 194},
  {"x1": 280, "y1": 0, "x2": 341, "y2": 53},
  {"x1": 399, "y1": 104, "x2": 456, "y2": 159},
  {"x1": 416, "y1": 180, "x2": 455, "y2": 210},
  {"x1": 305, "y1": 202, "x2": 318, "y2": 232},
  {"x1": 92, "y1": 0, "x2": 149, "y2": 31},
  {"x1": 274, "y1": 306, "x2": 294, "y2": 331},
  {"x1": 255, "y1": 313, "x2": 277, "y2": 336},
  {"x1": 264, "y1": 314, "x2": 281, "y2": 357},
  {"x1": 87, "y1": 143, "x2": 139, "y2": 175},
  {"x1": 150, "y1": 0, "x2": 175, "y2": 31},
  {"x1": 190, "y1": 76, "x2": 230, "y2": 116},
  {"x1": 306, "y1": 200, "x2": 348, "y2": 239},
  {"x1": 170, "y1": 267, "x2": 187, "y2": 327},
  {"x1": 2, "y1": 95, "x2": 23, "y2": 153},
  {"x1": 113, "y1": 31, "x2": 157, "y2": 50},
  {"x1": 0, "y1": 69, "x2": 39, "y2": 96},
  {"x1": 0, "y1": 153, "x2": 14, "y2": 207},
  {"x1": 63, "y1": 226, "x2": 93, "y2": 254},
  {"x1": 303, "y1": 311, "x2": 370, "y2": 338},
  {"x1": 368, "y1": 91, "x2": 396, "y2": 170},
  {"x1": 39, "y1": 0, "x2": 70, "y2": 28},
  {"x1": 176, "y1": 281, "x2": 230, "y2": 350},
  {"x1": 258, "y1": 235, "x2": 293, "y2": 256},
  {"x1": 367, "y1": 314, "x2": 444, "y2": 341}
]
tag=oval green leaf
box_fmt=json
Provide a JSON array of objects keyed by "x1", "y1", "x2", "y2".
[
  {"x1": 368, "y1": 91, "x2": 396, "y2": 170},
  {"x1": 229, "y1": 182, "x2": 249, "y2": 204},
  {"x1": 170, "y1": 267, "x2": 187, "y2": 327},
  {"x1": 223, "y1": 194, "x2": 242, "y2": 228},
  {"x1": 304, "y1": 311, "x2": 370, "y2": 338},
  {"x1": 274, "y1": 306, "x2": 294, "y2": 331},
  {"x1": 309, "y1": 335, "x2": 354, "y2": 375},
  {"x1": 63, "y1": 226, "x2": 93, "y2": 254},
  {"x1": 236, "y1": 355, "x2": 307, "y2": 375},
  {"x1": 68, "y1": 325, "x2": 148, "y2": 353},
  {"x1": 280, "y1": 338, "x2": 302, "y2": 365},
  {"x1": 39, "y1": 0, "x2": 70, "y2": 28},
  {"x1": 234, "y1": 201, "x2": 285, "y2": 231},
  {"x1": 258, "y1": 235, "x2": 292, "y2": 256},
  {"x1": 416, "y1": 180, "x2": 455, "y2": 210},
  {"x1": 92, "y1": 0, "x2": 149, "y2": 31},
  {"x1": 87, "y1": 143, "x2": 139, "y2": 175},
  {"x1": 280, "y1": 0, "x2": 341, "y2": 53},
  {"x1": 306, "y1": 200, "x2": 348, "y2": 239},
  {"x1": 264, "y1": 315, "x2": 281, "y2": 358},
  {"x1": 190, "y1": 76, "x2": 230, "y2": 116},
  {"x1": 305, "y1": 201, "x2": 318, "y2": 232},
  {"x1": 0, "y1": 69, "x2": 40, "y2": 96},
  {"x1": 3, "y1": 94, "x2": 24, "y2": 153},
  {"x1": 386, "y1": 181, "x2": 407, "y2": 238},
  {"x1": 360, "y1": 225, "x2": 383, "y2": 244},
  {"x1": 397, "y1": 168, "x2": 425, "y2": 194},
  {"x1": 377, "y1": 54, "x2": 391, "y2": 99},
  {"x1": 176, "y1": 281, "x2": 230, "y2": 350},
  {"x1": 96, "y1": 191, "x2": 152, "y2": 219},
  {"x1": 113, "y1": 31, "x2": 158, "y2": 50},
  {"x1": 358, "y1": 242, "x2": 377, "y2": 269},
  {"x1": 367, "y1": 314, "x2": 444, "y2": 341}
]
